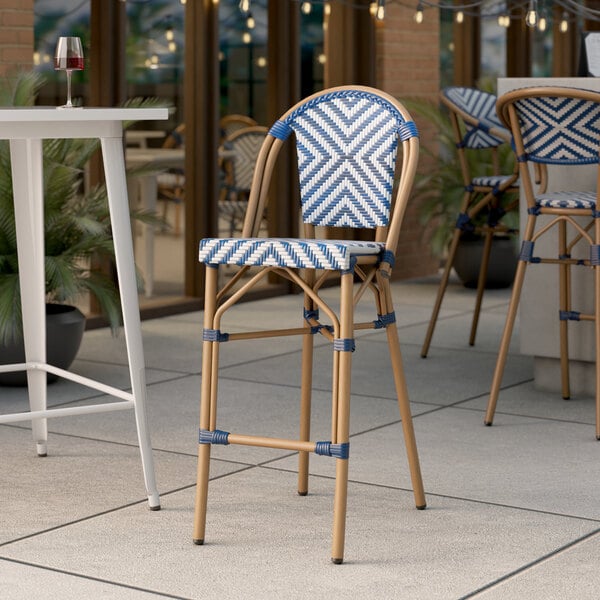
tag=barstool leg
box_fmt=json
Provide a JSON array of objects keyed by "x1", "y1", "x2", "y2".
[
  {"x1": 193, "y1": 266, "x2": 219, "y2": 543},
  {"x1": 331, "y1": 273, "x2": 353, "y2": 564},
  {"x1": 298, "y1": 296, "x2": 314, "y2": 496},
  {"x1": 470, "y1": 229, "x2": 494, "y2": 346},
  {"x1": 486, "y1": 259, "x2": 528, "y2": 425},
  {"x1": 421, "y1": 226, "x2": 462, "y2": 358}
]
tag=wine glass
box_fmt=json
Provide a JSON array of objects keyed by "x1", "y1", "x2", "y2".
[{"x1": 54, "y1": 37, "x2": 84, "y2": 109}]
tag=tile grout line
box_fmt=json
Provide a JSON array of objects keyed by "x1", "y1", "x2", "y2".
[{"x1": 457, "y1": 527, "x2": 600, "y2": 599}]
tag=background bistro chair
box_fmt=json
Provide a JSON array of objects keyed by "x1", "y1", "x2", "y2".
[
  {"x1": 194, "y1": 86, "x2": 426, "y2": 563},
  {"x1": 218, "y1": 125, "x2": 268, "y2": 237},
  {"x1": 421, "y1": 86, "x2": 521, "y2": 358},
  {"x1": 487, "y1": 87, "x2": 600, "y2": 438},
  {"x1": 157, "y1": 123, "x2": 185, "y2": 236}
]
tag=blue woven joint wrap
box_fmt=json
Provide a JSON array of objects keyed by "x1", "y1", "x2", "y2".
[
  {"x1": 528, "y1": 206, "x2": 541, "y2": 216},
  {"x1": 381, "y1": 249, "x2": 395, "y2": 267},
  {"x1": 519, "y1": 240, "x2": 534, "y2": 262},
  {"x1": 593, "y1": 210, "x2": 600, "y2": 219},
  {"x1": 311, "y1": 324, "x2": 334, "y2": 335},
  {"x1": 315, "y1": 441, "x2": 350, "y2": 459},
  {"x1": 398, "y1": 120, "x2": 418, "y2": 141},
  {"x1": 341, "y1": 257, "x2": 357, "y2": 275},
  {"x1": 373, "y1": 312, "x2": 396, "y2": 328},
  {"x1": 203, "y1": 328, "x2": 230, "y2": 342},
  {"x1": 559, "y1": 310, "x2": 581, "y2": 321},
  {"x1": 591, "y1": 245, "x2": 600, "y2": 266},
  {"x1": 478, "y1": 121, "x2": 491, "y2": 134},
  {"x1": 334, "y1": 338, "x2": 355, "y2": 352},
  {"x1": 269, "y1": 120, "x2": 293, "y2": 140},
  {"x1": 304, "y1": 308, "x2": 319, "y2": 321},
  {"x1": 456, "y1": 212, "x2": 474, "y2": 232},
  {"x1": 199, "y1": 429, "x2": 230, "y2": 445},
  {"x1": 517, "y1": 154, "x2": 528, "y2": 163}
]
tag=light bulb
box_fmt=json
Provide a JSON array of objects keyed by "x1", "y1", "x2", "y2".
[
  {"x1": 560, "y1": 13, "x2": 568, "y2": 33},
  {"x1": 375, "y1": 0, "x2": 385, "y2": 21},
  {"x1": 369, "y1": 2, "x2": 377, "y2": 16},
  {"x1": 301, "y1": 1, "x2": 312, "y2": 14},
  {"x1": 165, "y1": 27, "x2": 174, "y2": 41},
  {"x1": 538, "y1": 16, "x2": 547, "y2": 32},
  {"x1": 242, "y1": 31, "x2": 252, "y2": 44},
  {"x1": 526, "y1": 10, "x2": 538, "y2": 27},
  {"x1": 246, "y1": 14, "x2": 255, "y2": 29},
  {"x1": 456, "y1": 11, "x2": 464, "y2": 24},
  {"x1": 239, "y1": 0, "x2": 250, "y2": 13},
  {"x1": 414, "y1": 3, "x2": 424, "y2": 24}
]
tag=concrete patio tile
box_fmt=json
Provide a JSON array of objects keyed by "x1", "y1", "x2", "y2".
[
  {"x1": 217, "y1": 338, "x2": 533, "y2": 407},
  {"x1": 0, "y1": 425, "x2": 238, "y2": 544},
  {"x1": 0, "y1": 559, "x2": 159, "y2": 599},
  {"x1": 272, "y1": 407, "x2": 600, "y2": 520},
  {"x1": 1, "y1": 469, "x2": 595, "y2": 600},
  {"x1": 462, "y1": 380, "x2": 596, "y2": 426},
  {"x1": 475, "y1": 529, "x2": 600, "y2": 599}
]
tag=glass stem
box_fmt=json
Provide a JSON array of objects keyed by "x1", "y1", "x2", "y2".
[{"x1": 66, "y1": 69, "x2": 73, "y2": 108}]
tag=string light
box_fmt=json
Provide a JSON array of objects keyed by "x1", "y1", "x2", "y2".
[
  {"x1": 246, "y1": 13, "x2": 255, "y2": 29},
  {"x1": 239, "y1": 0, "x2": 250, "y2": 13},
  {"x1": 498, "y1": 13, "x2": 510, "y2": 27},
  {"x1": 560, "y1": 11, "x2": 569, "y2": 33},
  {"x1": 242, "y1": 31, "x2": 252, "y2": 44},
  {"x1": 455, "y1": 10, "x2": 464, "y2": 24},
  {"x1": 375, "y1": 0, "x2": 385, "y2": 21},
  {"x1": 414, "y1": 2, "x2": 424, "y2": 24},
  {"x1": 301, "y1": 1, "x2": 312, "y2": 14},
  {"x1": 538, "y1": 12, "x2": 547, "y2": 32},
  {"x1": 525, "y1": 0, "x2": 538, "y2": 27}
]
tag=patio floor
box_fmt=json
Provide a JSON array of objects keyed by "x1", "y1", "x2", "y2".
[{"x1": 1, "y1": 274, "x2": 599, "y2": 599}]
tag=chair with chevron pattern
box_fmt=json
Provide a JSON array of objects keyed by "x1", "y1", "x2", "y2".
[
  {"x1": 193, "y1": 86, "x2": 426, "y2": 563},
  {"x1": 218, "y1": 125, "x2": 268, "y2": 236},
  {"x1": 486, "y1": 86, "x2": 600, "y2": 439},
  {"x1": 421, "y1": 86, "x2": 521, "y2": 358}
]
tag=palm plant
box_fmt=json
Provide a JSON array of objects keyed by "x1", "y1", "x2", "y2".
[{"x1": 0, "y1": 71, "x2": 164, "y2": 344}]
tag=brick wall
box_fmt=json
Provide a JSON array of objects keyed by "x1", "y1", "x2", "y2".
[
  {"x1": 0, "y1": 0, "x2": 33, "y2": 75},
  {"x1": 377, "y1": 3, "x2": 441, "y2": 279}
]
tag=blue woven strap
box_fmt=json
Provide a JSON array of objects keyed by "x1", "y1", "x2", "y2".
[
  {"x1": 456, "y1": 212, "x2": 474, "y2": 232},
  {"x1": 203, "y1": 328, "x2": 229, "y2": 342},
  {"x1": 333, "y1": 338, "x2": 355, "y2": 352},
  {"x1": 269, "y1": 119, "x2": 293, "y2": 140},
  {"x1": 519, "y1": 240, "x2": 534, "y2": 262},
  {"x1": 373, "y1": 312, "x2": 396, "y2": 328},
  {"x1": 592, "y1": 245, "x2": 600, "y2": 266},
  {"x1": 559, "y1": 310, "x2": 581, "y2": 321},
  {"x1": 315, "y1": 441, "x2": 349, "y2": 459},
  {"x1": 199, "y1": 429, "x2": 230, "y2": 445},
  {"x1": 398, "y1": 120, "x2": 418, "y2": 141},
  {"x1": 381, "y1": 249, "x2": 395, "y2": 267}
]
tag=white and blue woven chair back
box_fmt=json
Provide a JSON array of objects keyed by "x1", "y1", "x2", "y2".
[
  {"x1": 228, "y1": 128, "x2": 267, "y2": 192},
  {"x1": 512, "y1": 95, "x2": 600, "y2": 166},
  {"x1": 268, "y1": 89, "x2": 417, "y2": 229},
  {"x1": 443, "y1": 87, "x2": 508, "y2": 149}
]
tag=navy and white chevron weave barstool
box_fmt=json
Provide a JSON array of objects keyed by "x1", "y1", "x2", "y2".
[
  {"x1": 487, "y1": 86, "x2": 600, "y2": 439},
  {"x1": 421, "y1": 86, "x2": 521, "y2": 358},
  {"x1": 193, "y1": 86, "x2": 426, "y2": 564}
]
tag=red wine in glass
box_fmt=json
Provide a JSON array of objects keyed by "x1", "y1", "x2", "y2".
[{"x1": 54, "y1": 37, "x2": 84, "y2": 108}]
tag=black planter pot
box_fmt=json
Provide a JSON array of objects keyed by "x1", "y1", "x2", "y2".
[
  {"x1": 0, "y1": 304, "x2": 86, "y2": 386},
  {"x1": 453, "y1": 235, "x2": 518, "y2": 289}
]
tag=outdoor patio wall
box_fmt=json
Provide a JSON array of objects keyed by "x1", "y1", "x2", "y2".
[
  {"x1": 378, "y1": 3, "x2": 440, "y2": 279},
  {"x1": 0, "y1": 0, "x2": 33, "y2": 76}
]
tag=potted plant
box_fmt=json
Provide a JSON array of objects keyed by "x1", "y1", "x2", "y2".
[
  {"x1": 0, "y1": 71, "x2": 162, "y2": 385},
  {"x1": 404, "y1": 92, "x2": 519, "y2": 288}
]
